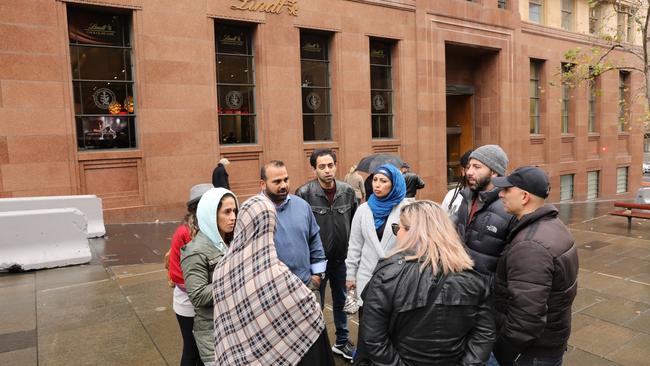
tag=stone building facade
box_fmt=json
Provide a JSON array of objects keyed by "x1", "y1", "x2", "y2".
[{"x1": 0, "y1": 0, "x2": 645, "y2": 222}]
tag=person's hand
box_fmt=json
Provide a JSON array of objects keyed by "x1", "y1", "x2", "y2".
[
  {"x1": 311, "y1": 275, "x2": 322, "y2": 287},
  {"x1": 346, "y1": 280, "x2": 356, "y2": 291}
]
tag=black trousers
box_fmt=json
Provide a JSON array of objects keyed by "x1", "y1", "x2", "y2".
[
  {"x1": 176, "y1": 314, "x2": 204, "y2": 366},
  {"x1": 297, "y1": 328, "x2": 335, "y2": 366}
]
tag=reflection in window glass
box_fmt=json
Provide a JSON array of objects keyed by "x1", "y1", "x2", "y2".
[
  {"x1": 370, "y1": 39, "x2": 394, "y2": 139},
  {"x1": 561, "y1": 0, "x2": 573, "y2": 31},
  {"x1": 529, "y1": 0, "x2": 543, "y2": 23},
  {"x1": 216, "y1": 23, "x2": 256, "y2": 144},
  {"x1": 301, "y1": 31, "x2": 331, "y2": 141},
  {"x1": 588, "y1": 70, "x2": 598, "y2": 133},
  {"x1": 587, "y1": 171, "x2": 599, "y2": 200},
  {"x1": 560, "y1": 174, "x2": 574, "y2": 201},
  {"x1": 68, "y1": 7, "x2": 136, "y2": 150},
  {"x1": 561, "y1": 63, "x2": 573, "y2": 134},
  {"x1": 616, "y1": 167, "x2": 628, "y2": 194},
  {"x1": 529, "y1": 60, "x2": 542, "y2": 134},
  {"x1": 618, "y1": 71, "x2": 630, "y2": 132}
]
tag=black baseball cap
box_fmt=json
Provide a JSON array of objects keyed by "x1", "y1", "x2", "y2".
[{"x1": 492, "y1": 166, "x2": 550, "y2": 198}]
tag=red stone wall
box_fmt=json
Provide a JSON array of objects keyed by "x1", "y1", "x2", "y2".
[{"x1": 0, "y1": 0, "x2": 643, "y2": 223}]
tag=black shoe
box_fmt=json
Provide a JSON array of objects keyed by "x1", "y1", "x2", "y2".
[{"x1": 332, "y1": 340, "x2": 355, "y2": 360}]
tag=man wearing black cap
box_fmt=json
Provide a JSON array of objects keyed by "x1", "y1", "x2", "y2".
[
  {"x1": 491, "y1": 166, "x2": 578, "y2": 366},
  {"x1": 400, "y1": 162, "x2": 425, "y2": 198}
]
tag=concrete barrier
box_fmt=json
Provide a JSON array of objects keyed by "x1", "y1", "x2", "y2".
[
  {"x1": 0, "y1": 208, "x2": 92, "y2": 271},
  {"x1": 0, "y1": 195, "x2": 105, "y2": 237}
]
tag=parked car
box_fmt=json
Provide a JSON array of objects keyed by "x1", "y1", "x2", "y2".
[{"x1": 644, "y1": 162, "x2": 650, "y2": 174}]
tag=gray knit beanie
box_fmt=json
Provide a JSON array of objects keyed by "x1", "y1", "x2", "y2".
[{"x1": 469, "y1": 145, "x2": 508, "y2": 176}]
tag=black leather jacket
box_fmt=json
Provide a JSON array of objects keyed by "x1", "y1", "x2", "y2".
[
  {"x1": 355, "y1": 254, "x2": 496, "y2": 366},
  {"x1": 493, "y1": 205, "x2": 578, "y2": 365},
  {"x1": 456, "y1": 187, "x2": 516, "y2": 274},
  {"x1": 295, "y1": 180, "x2": 358, "y2": 261},
  {"x1": 403, "y1": 172, "x2": 425, "y2": 198}
]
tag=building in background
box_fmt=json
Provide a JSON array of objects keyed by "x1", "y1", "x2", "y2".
[{"x1": 1, "y1": 0, "x2": 645, "y2": 222}]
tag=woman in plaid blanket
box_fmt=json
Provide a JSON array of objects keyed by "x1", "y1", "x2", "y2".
[{"x1": 212, "y1": 195, "x2": 335, "y2": 366}]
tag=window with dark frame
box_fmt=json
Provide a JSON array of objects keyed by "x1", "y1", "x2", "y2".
[
  {"x1": 560, "y1": 174, "x2": 574, "y2": 201},
  {"x1": 616, "y1": 167, "x2": 629, "y2": 194},
  {"x1": 300, "y1": 31, "x2": 332, "y2": 141},
  {"x1": 587, "y1": 170, "x2": 599, "y2": 200},
  {"x1": 529, "y1": 0, "x2": 543, "y2": 24},
  {"x1": 529, "y1": 60, "x2": 542, "y2": 134},
  {"x1": 561, "y1": 0, "x2": 574, "y2": 31},
  {"x1": 498, "y1": 0, "x2": 507, "y2": 9},
  {"x1": 626, "y1": 9, "x2": 635, "y2": 42},
  {"x1": 561, "y1": 63, "x2": 573, "y2": 134},
  {"x1": 589, "y1": 4, "x2": 600, "y2": 34},
  {"x1": 68, "y1": 7, "x2": 136, "y2": 150},
  {"x1": 216, "y1": 23, "x2": 256, "y2": 144},
  {"x1": 618, "y1": 70, "x2": 630, "y2": 132},
  {"x1": 588, "y1": 67, "x2": 598, "y2": 133},
  {"x1": 370, "y1": 39, "x2": 394, "y2": 139},
  {"x1": 617, "y1": 11, "x2": 626, "y2": 41}
]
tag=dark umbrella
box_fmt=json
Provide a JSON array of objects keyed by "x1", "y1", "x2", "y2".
[{"x1": 356, "y1": 153, "x2": 403, "y2": 173}]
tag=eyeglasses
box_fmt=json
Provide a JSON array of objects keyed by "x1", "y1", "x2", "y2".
[{"x1": 391, "y1": 223, "x2": 405, "y2": 236}]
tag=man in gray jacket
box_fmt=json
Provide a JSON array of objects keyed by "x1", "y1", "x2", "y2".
[{"x1": 296, "y1": 149, "x2": 359, "y2": 360}]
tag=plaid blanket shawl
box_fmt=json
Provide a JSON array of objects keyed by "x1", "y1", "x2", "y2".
[{"x1": 212, "y1": 195, "x2": 325, "y2": 365}]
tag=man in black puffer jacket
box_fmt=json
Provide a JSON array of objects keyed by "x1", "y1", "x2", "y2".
[
  {"x1": 491, "y1": 167, "x2": 578, "y2": 366},
  {"x1": 455, "y1": 145, "x2": 516, "y2": 274}
]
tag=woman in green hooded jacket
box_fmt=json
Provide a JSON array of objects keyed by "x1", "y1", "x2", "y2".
[{"x1": 181, "y1": 187, "x2": 238, "y2": 366}]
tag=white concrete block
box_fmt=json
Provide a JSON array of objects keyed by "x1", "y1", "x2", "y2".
[
  {"x1": 0, "y1": 195, "x2": 106, "y2": 237},
  {"x1": 0, "y1": 208, "x2": 92, "y2": 271}
]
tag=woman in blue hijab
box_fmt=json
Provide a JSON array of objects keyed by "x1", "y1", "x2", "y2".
[
  {"x1": 181, "y1": 187, "x2": 238, "y2": 366},
  {"x1": 345, "y1": 163, "x2": 407, "y2": 318}
]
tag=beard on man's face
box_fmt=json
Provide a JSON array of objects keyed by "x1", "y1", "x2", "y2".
[
  {"x1": 469, "y1": 174, "x2": 491, "y2": 192},
  {"x1": 265, "y1": 186, "x2": 288, "y2": 203}
]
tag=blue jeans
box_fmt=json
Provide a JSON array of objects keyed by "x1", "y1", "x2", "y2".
[
  {"x1": 488, "y1": 353, "x2": 564, "y2": 366},
  {"x1": 319, "y1": 260, "x2": 349, "y2": 345}
]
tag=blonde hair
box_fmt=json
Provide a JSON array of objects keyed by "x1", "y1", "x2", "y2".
[
  {"x1": 390, "y1": 200, "x2": 474, "y2": 275},
  {"x1": 348, "y1": 165, "x2": 357, "y2": 174}
]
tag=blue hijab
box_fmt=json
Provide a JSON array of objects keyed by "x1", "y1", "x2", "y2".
[
  {"x1": 197, "y1": 187, "x2": 238, "y2": 252},
  {"x1": 367, "y1": 164, "x2": 406, "y2": 229}
]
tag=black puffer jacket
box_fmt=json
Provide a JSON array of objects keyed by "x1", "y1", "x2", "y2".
[
  {"x1": 295, "y1": 180, "x2": 358, "y2": 260},
  {"x1": 355, "y1": 254, "x2": 496, "y2": 366},
  {"x1": 456, "y1": 187, "x2": 516, "y2": 274},
  {"x1": 493, "y1": 204, "x2": 578, "y2": 365}
]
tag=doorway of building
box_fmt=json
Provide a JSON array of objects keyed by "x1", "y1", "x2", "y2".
[
  {"x1": 444, "y1": 42, "x2": 499, "y2": 188},
  {"x1": 446, "y1": 87, "x2": 474, "y2": 187}
]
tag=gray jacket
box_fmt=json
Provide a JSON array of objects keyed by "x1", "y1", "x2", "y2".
[{"x1": 180, "y1": 231, "x2": 227, "y2": 364}]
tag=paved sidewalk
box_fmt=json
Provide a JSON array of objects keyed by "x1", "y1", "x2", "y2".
[{"x1": 0, "y1": 202, "x2": 648, "y2": 365}]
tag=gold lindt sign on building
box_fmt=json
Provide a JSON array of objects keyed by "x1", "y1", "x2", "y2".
[{"x1": 230, "y1": 0, "x2": 298, "y2": 16}]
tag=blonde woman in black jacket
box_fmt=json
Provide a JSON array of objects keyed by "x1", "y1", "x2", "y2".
[{"x1": 355, "y1": 200, "x2": 495, "y2": 366}]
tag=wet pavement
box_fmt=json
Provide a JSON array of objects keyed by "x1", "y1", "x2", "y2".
[{"x1": 0, "y1": 201, "x2": 648, "y2": 365}]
